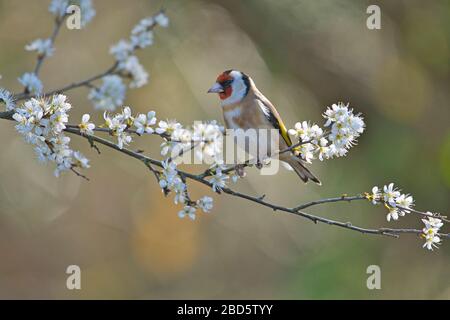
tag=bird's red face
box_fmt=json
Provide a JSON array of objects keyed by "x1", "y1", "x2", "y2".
[
  {"x1": 208, "y1": 70, "x2": 250, "y2": 106},
  {"x1": 207, "y1": 71, "x2": 234, "y2": 100}
]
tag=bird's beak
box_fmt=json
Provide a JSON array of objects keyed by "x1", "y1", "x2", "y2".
[{"x1": 207, "y1": 82, "x2": 224, "y2": 93}]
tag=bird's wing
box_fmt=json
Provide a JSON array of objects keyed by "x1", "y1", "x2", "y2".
[{"x1": 255, "y1": 94, "x2": 292, "y2": 147}]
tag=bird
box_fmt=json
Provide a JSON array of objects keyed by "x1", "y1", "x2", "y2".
[{"x1": 207, "y1": 70, "x2": 321, "y2": 184}]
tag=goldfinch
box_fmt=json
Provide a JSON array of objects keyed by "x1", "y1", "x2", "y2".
[{"x1": 207, "y1": 69, "x2": 321, "y2": 184}]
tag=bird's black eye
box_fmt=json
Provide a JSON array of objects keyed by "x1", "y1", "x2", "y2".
[{"x1": 221, "y1": 79, "x2": 233, "y2": 88}]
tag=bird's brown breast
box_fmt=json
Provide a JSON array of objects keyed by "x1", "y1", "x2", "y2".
[{"x1": 222, "y1": 95, "x2": 268, "y2": 130}]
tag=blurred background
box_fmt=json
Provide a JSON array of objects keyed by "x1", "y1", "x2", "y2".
[{"x1": 0, "y1": 0, "x2": 449, "y2": 299}]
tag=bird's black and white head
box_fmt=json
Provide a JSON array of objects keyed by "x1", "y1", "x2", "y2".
[{"x1": 207, "y1": 70, "x2": 251, "y2": 106}]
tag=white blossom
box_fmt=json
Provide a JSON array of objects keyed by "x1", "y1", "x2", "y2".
[
  {"x1": 366, "y1": 183, "x2": 447, "y2": 249},
  {"x1": 12, "y1": 95, "x2": 89, "y2": 177},
  {"x1": 18, "y1": 73, "x2": 43, "y2": 95},
  {"x1": 395, "y1": 194, "x2": 414, "y2": 213},
  {"x1": 25, "y1": 38, "x2": 54, "y2": 57},
  {"x1": 0, "y1": 88, "x2": 15, "y2": 111},
  {"x1": 323, "y1": 102, "x2": 365, "y2": 157},
  {"x1": 156, "y1": 119, "x2": 182, "y2": 135},
  {"x1": 132, "y1": 17, "x2": 155, "y2": 35},
  {"x1": 119, "y1": 55, "x2": 149, "y2": 88},
  {"x1": 105, "y1": 114, "x2": 126, "y2": 133},
  {"x1": 423, "y1": 234, "x2": 441, "y2": 251},
  {"x1": 35, "y1": 144, "x2": 52, "y2": 163},
  {"x1": 165, "y1": 128, "x2": 193, "y2": 162},
  {"x1": 12, "y1": 111, "x2": 35, "y2": 135},
  {"x1": 49, "y1": 110, "x2": 68, "y2": 133},
  {"x1": 134, "y1": 111, "x2": 157, "y2": 135},
  {"x1": 192, "y1": 121, "x2": 223, "y2": 142},
  {"x1": 116, "y1": 131, "x2": 132, "y2": 149},
  {"x1": 383, "y1": 183, "x2": 401, "y2": 207},
  {"x1": 88, "y1": 75, "x2": 126, "y2": 111},
  {"x1": 178, "y1": 206, "x2": 196, "y2": 220},
  {"x1": 78, "y1": 114, "x2": 95, "y2": 135},
  {"x1": 422, "y1": 217, "x2": 444, "y2": 230},
  {"x1": 422, "y1": 217, "x2": 443, "y2": 251},
  {"x1": 315, "y1": 137, "x2": 330, "y2": 161},
  {"x1": 72, "y1": 151, "x2": 90, "y2": 168},
  {"x1": 51, "y1": 134, "x2": 74, "y2": 177},
  {"x1": 208, "y1": 168, "x2": 228, "y2": 192},
  {"x1": 297, "y1": 143, "x2": 315, "y2": 163},
  {"x1": 51, "y1": 94, "x2": 72, "y2": 112},
  {"x1": 160, "y1": 140, "x2": 177, "y2": 156},
  {"x1": 386, "y1": 206, "x2": 399, "y2": 222},
  {"x1": 288, "y1": 102, "x2": 364, "y2": 162},
  {"x1": 110, "y1": 40, "x2": 133, "y2": 62},
  {"x1": 369, "y1": 183, "x2": 416, "y2": 221},
  {"x1": 288, "y1": 121, "x2": 323, "y2": 142},
  {"x1": 154, "y1": 12, "x2": 169, "y2": 27},
  {"x1": 190, "y1": 121, "x2": 223, "y2": 164},
  {"x1": 348, "y1": 114, "x2": 365, "y2": 134},
  {"x1": 324, "y1": 103, "x2": 349, "y2": 126},
  {"x1": 155, "y1": 120, "x2": 224, "y2": 165},
  {"x1": 116, "y1": 106, "x2": 134, "y2": 124},
  {"x1": 103, "y1": 109, "x2": 135, "y2": 149},
  {"x1": 131, "y1": 17, "x2": 155, "y2": 49},
  {"x1": 157, "y1": 160, "x2": 188, "y2": 205},
  {"x1": 131, "y1": 31, "x2": 154, "y2": 49},
  {"x1": 172, "y1": 178, "x2": 186, "y2": 204},
  {"x1": 368, "y1": 186, "x2": 381, "y2": 205},
  {"x1": 111, "y1": 46, "x2": 148, "y2": 90},
  {"x1": 109, "y1": 12, "x2": 169, "y2": 88},
  {"x1": 172, "y1": 127, "x2": 193, "y2": 144},
  {"x1": 159, "y1": 160, "x2": 178, "y2": 189},
  {"x1": 197, "y1": 196, "x2": 213, "y2": 213}
]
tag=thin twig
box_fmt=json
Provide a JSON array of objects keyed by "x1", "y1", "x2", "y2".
[
  {"x1": 32, "y1": 15, "x2": 66, "y2": 78},
  {"x1": 293, "y1": 194, "x2": 449, "y2": 222},
  {"x1": 294, "y1": 195, "x2": 366, "y2": 211},
  {"x1": 86, "y1": 135, "x2": 101, "y2": 154},
  {"x1": 70, "y1": 167, "x2": 90, "y2": 181},
  {"x1": 15, "y1": 63, "x2": 119, "y2": 101},
  {"x1": 143, "y1": 158, "x2": 161, "y2": 182}
]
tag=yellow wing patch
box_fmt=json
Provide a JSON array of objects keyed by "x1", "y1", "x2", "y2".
[
  {"x1": 278, "y1": 118, "x2": 301, "y2": 154},
  {"x1": 279, "y1": 121, "x2": 292, "y2": 147},
  {"x1": 256, "y1": 97, "x2": 300, "y2": 153}
]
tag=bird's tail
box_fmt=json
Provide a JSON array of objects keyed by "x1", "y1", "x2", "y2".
[{"x1": 284, "y1": 155, "x2": 321, "y2": 185}]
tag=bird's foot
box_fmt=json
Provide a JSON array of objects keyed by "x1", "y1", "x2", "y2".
[
  {"x1": 255, "y1": 160, "x2": 263, "y2": 170},
  {"x1": 235, "y1": 164, "x2": 246, "y2": 178}
]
